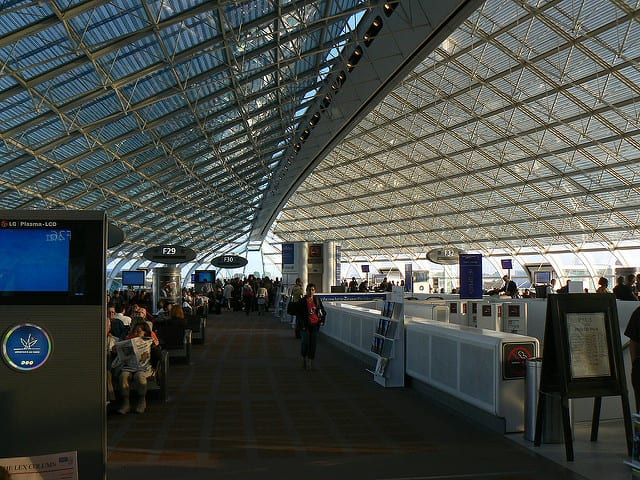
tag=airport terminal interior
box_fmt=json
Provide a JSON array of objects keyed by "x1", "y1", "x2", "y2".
[{"x1": 4, "y1": 0, "x2": 640, "y2": 478}]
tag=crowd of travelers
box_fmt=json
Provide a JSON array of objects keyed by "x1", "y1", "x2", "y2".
[
  {"x1": 105, "y1": 275, "x2": 283, "y2": 415},
  {"x1": 345, "y1": 276, "x2": 403, "y2": 293},
  {"x1": 478, "y1": 273, "x2": 640, "y2": 300}
]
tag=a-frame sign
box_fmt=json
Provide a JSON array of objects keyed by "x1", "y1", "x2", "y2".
[{"x1": 534, "y1": 293, "x2": 632, "y2": 460}]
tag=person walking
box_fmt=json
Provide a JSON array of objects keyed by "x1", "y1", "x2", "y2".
[
  {"x1": 288, "y1": 278, "x2": 305, "y2": 338},
  {"x1": 293, "y1": 283, "x2": 326, "y2": 370}
]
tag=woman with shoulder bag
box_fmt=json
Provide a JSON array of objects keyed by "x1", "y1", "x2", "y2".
[{"x1": 295, "y1": 283, "x2": 326, "y2": 370}]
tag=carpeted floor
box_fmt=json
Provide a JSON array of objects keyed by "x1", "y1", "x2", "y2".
[{"x1": 107, "y1": 308, "x2": 592, "y2": 480}]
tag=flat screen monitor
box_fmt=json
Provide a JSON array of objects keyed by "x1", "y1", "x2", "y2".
[
  {"x1": 535, "y1": 271, "x2": 551, "y2": 284},
  {"x1": 122, "y1": 270, "x2": 146, "y2": 286},
  {"x1": 195, "y1": 270, "x2": 215, "y2": 283},
  {"x1": 361, "y1": 265, "x2": 370, "y2": 273},
  {"x1": 0, "y1": 214, "x2": 104, "y2": 304},
  {"x1": 501, "y1": 259, "x2": 513, "y2": 269}
]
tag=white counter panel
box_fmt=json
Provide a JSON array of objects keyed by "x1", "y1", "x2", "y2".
[{"x1": 406, "y1": 321, "x2": 538, "y2": 433}]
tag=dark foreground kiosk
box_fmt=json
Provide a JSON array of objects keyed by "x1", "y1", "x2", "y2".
[{"x1": 0, "y1": 210, "x2": 107, "y2": 479}]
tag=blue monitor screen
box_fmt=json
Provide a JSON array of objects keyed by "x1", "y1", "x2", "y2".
[
  {"x1": 122, "y1": 270, "x2": 145, "y2": 286},
  {"x1": 195, "y1": 270, "x2": 214, "y2": 283},
  {"x1": 0, "y1": 215, "x2": 104, "y2": 305},
  {"x1": 501, "y1": 259, "x2": 513, "y2": 269},
  {"x1": 535, "y1": 271, "x2": 551, "y2": 284},
  {"x1": 0, "y1": 229, "x2": 70, "y2": 292}
]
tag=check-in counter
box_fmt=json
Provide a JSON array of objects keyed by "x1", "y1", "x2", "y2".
[
  {"x1": 447, "y1": 299, "x2": 468, "y2": 326},
  {"x1": 321, "y1": 297, "x2": 640, "y2": 430},
  {"x1": 403, "y1": 298, "x2": 450, "y2": 322},
  {"x1": 405, "y1": 318, "x2": 539, "y2": 433},
  {"x1": 501, "y1": 302, "x2": 527, "y2": 334},
  {"x1": 322, "y1": 302, "x2": 381, "y2": 356}
]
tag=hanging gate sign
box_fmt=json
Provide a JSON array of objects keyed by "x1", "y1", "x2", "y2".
[
  {"x1": 211, "y1": 255, "x2": 248, "y2": 269},
  {"x1": 143, "y1": 245, "x2": 196, "y2": 264}
]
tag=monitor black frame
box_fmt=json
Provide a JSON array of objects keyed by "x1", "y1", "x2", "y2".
[
  {"x1": 121, "y1": 270, "x2": 146, "y2": 287},
  {"x1": 0, "y1": 212, "x2": 104, "y2": 305}
]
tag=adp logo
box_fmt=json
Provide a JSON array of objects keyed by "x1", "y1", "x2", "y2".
[{"x1": 2, "y1": 324, "x2": 52, "y2": 371}]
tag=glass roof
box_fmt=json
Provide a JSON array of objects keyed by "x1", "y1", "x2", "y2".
[
  {"x1": 0, "y1": 0, "x2": 374, "y2": 259},
  {"x1": 274, "y1": 0, "x2": 640, "y2": 265},
  {"x1": 3, "y1": 0, "x2": 640, "y2": 276}
]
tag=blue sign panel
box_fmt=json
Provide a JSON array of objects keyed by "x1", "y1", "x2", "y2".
[
  {"x1": 282, "y1": 243, "x2": 295, "y2": 272},
  {"x1": 459, "y1": 253, "x2": 483, "y2": 299},
  {"x1": 2, "y1": 323, "x2": 53, "y2": 371},
  {"x1": 404, "y1": 264, "x2": 413, "y2": 292}
]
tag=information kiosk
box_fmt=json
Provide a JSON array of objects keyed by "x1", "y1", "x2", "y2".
[
  {"x1": 467, "y1": 300, "x2": 481, "y2": 328},
  {"x1": 502, "y1": 302, "x2": 528, "y2": 335},
  {"x1": 476, "y1": 302, "x2": 502, "y2": 331},
  {"x1": 447, "y1": 300, "x2": 468, "y2": 326},
  {"x1": 0, "y1": 210, "x2": 107, "y2": 479}
]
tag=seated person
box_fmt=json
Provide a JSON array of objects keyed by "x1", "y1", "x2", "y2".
[
  {"x1": 129, "y1": 316, "x2": 160, "y2": 346},
  {"x1": 169, "y1": 304, "x2": 187, "y2": 327},
  {"x1": 108, "y1": 306, "x2": 128, "y2": 340},
  {"x1": 112, "y1": 322, "x2": 161, "y2": 414},
  {"x1": 155, "y1": 301, "x2": 172, "y2": 323},
  {"x1": 106, "y1": 314, "x2": 119, "y2": 404},
  {"x1": 154, "y1": 306, "x2": 189, "y2": 350}
]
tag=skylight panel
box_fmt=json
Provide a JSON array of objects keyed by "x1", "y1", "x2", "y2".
[
  {"x1": 75, "y1": 2, "x2": 149, "y2": 44},
  {"x1": 6, "y1": 27, "x2": 77, "y2": 80},
  {"x1": 54, "y1": 182, "x2": 96, "y2": 204},
  {"x1": 68, "y1": 153, "x2": 108, "y2": 175},
  {"x1": 71, "y1": 90, "x2": 126, "y2": 125},
  {"x1": 0, "y1": 97, "x2": 42, "y2": 131},
  {"x1": 99, "y1": 38, "x2": 164, "y2": 81}
]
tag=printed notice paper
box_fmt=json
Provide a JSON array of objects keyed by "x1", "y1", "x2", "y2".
[
  {"x1": 0, "y1": 451, "x2": 78, "y2": 480},
  {"x1": 566, "y1": 312, "x2": 611, "y2": 379}
]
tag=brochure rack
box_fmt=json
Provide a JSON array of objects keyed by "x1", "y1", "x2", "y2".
[{"x1": 367, "y1": 289, "x2": 405, "y2": 387}]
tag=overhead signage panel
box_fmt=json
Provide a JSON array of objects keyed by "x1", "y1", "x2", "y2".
[
  {"x1": 427, "y1": 247, "x2": 461, "y2": 265},
  {"x1": 143, "y1": 245, "x2": 196, "y2": 264},
  {"x1": 211, "y1": 255, "x2": 248, "y2": 269}
]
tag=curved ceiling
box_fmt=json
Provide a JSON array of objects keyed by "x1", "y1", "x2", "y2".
[
  {"x1": 1, "y1": 0, "x2": 416, "y2": 260},
  {"x1": 274, "y1": 0, "x2": 640, "y2": 265},
  {"x1": 2, "y1": 0, "x2": 640, "y2": 270}
]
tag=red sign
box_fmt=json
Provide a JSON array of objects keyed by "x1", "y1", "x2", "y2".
[{"x1": 502, "y1": 343, "x2": 535, "y2": 379}]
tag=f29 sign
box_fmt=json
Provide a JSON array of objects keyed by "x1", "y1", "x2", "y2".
[
  {"x1": 211, "y1": 255, "x2": 248, "y2": 269},
  {"x1": 143, "y1": 245, "x2": 196, "y2": 264}
]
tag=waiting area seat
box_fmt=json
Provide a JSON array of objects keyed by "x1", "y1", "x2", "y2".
[
  {"x1": 185, "y1": 314, "x2": 205, "y2": 344},
  {"x1": 154, "y1": 322, "x2": 192, "y2": 363},
  {"x1": 147, "y1": 349, "x2": 169, "y2": 402}
]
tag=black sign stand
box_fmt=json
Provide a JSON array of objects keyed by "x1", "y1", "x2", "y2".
[{"x1": 534, "y1": 293, "x2": 632, "y2": 461}]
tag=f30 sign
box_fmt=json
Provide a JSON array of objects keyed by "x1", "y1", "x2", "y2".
[{"x1": 211, "y1": 254, "x2": 248, "y2": 269}]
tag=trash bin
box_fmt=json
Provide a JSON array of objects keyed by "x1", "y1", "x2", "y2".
[{"x1": 524, "y1": 357, "x2": 565, "y2": 443}]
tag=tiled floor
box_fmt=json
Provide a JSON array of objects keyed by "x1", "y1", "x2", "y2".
[{"x1": 107, "y1": 309, "x2": 632, "y2": 479}]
